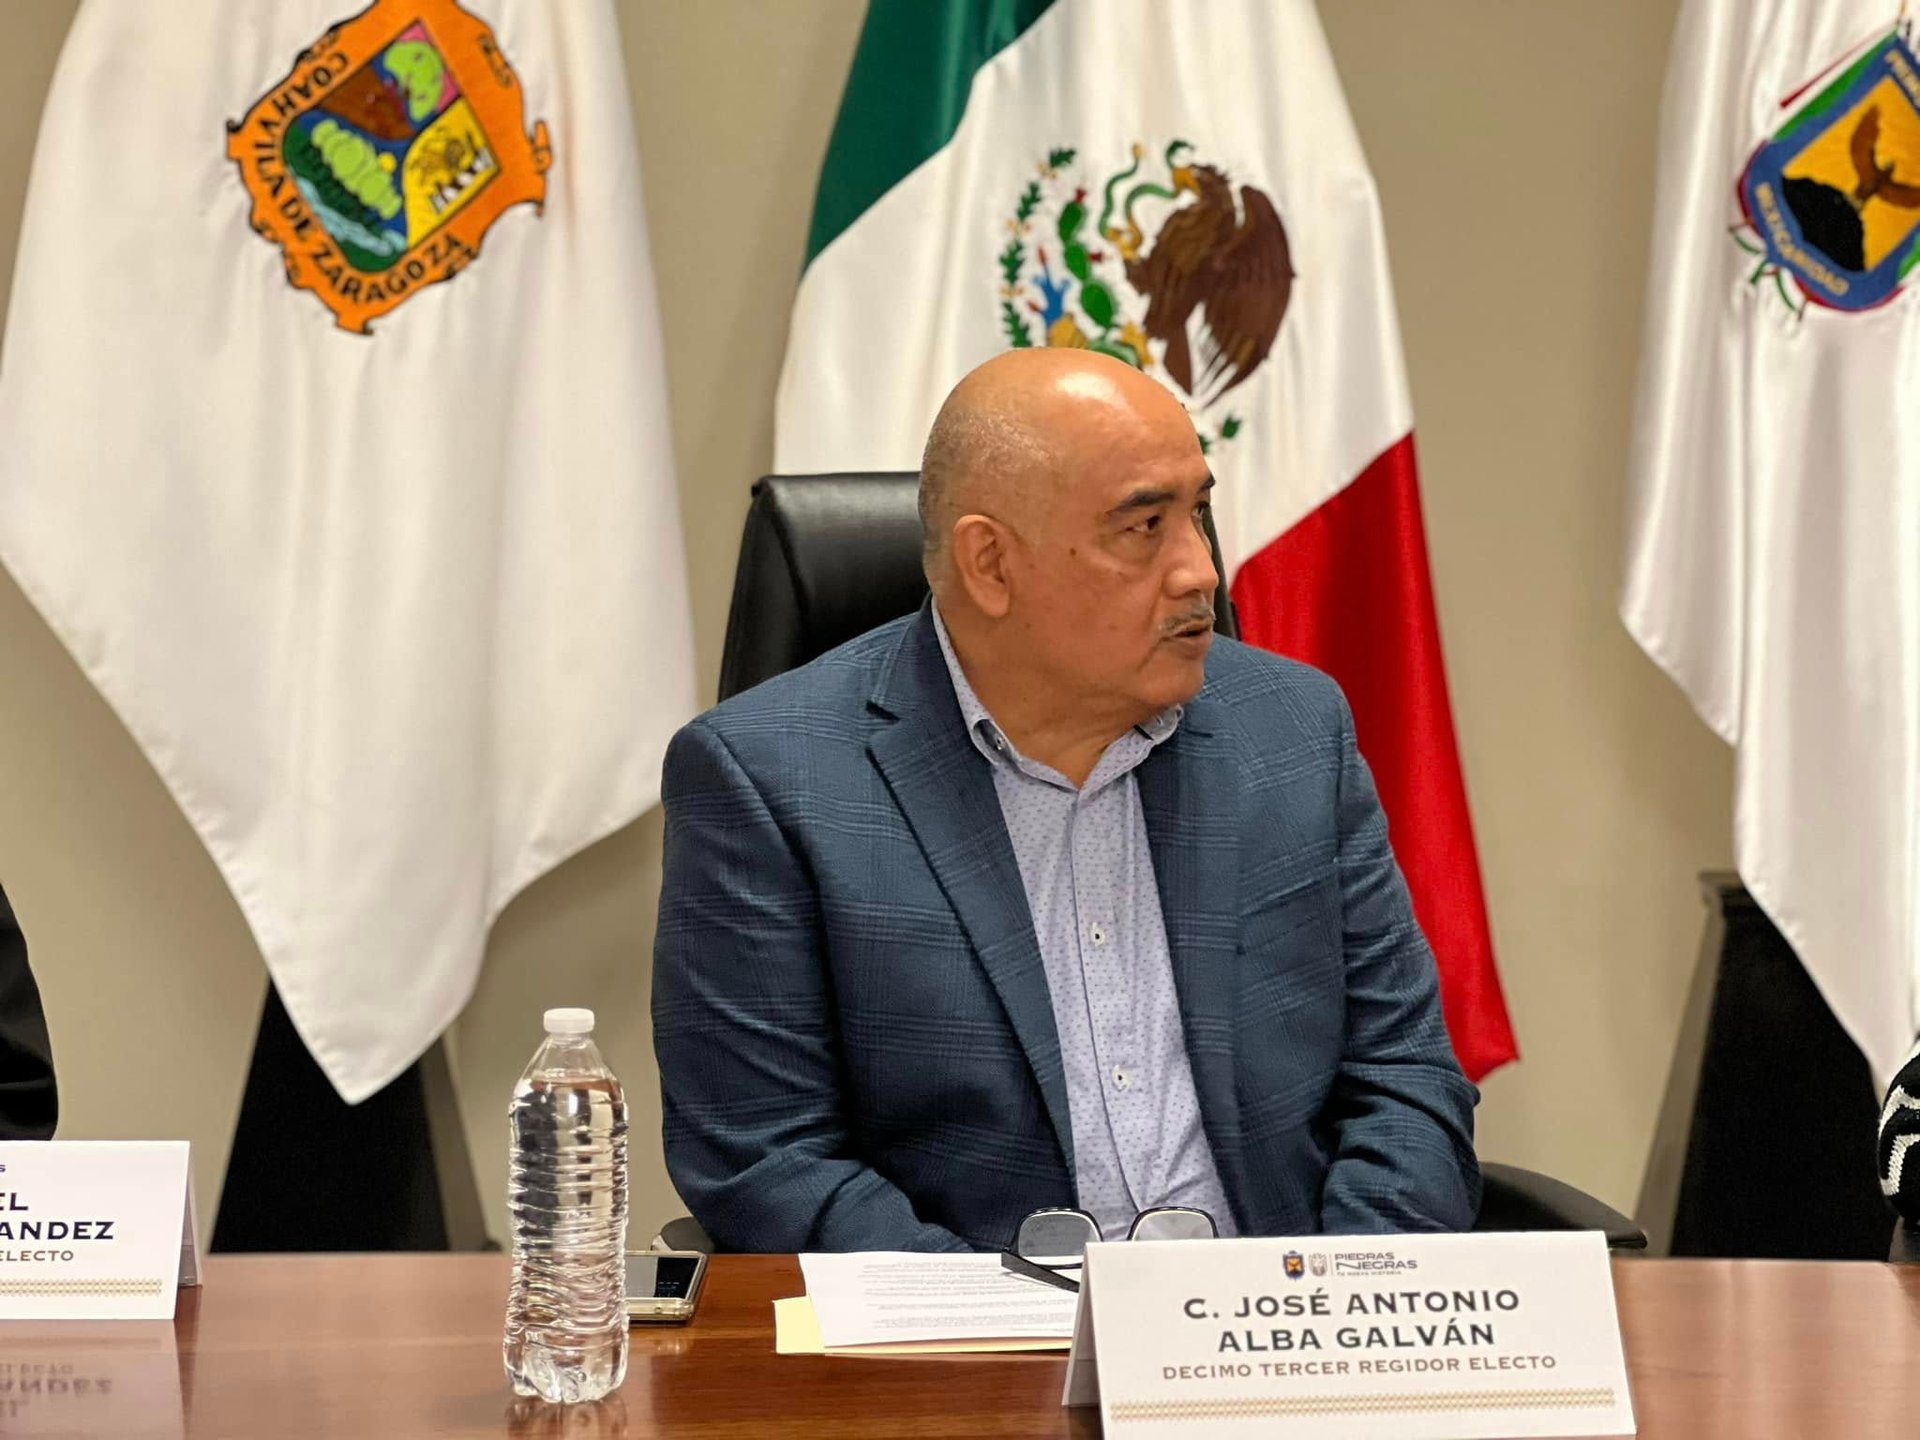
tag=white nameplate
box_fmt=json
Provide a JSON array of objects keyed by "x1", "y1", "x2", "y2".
[
  {"x1": 0, "y1": 1142, "x2": 200, "y2": 1321},
  {"x1": 1062, "y1": 1231, "x2": 1634, "y2": 1438}
]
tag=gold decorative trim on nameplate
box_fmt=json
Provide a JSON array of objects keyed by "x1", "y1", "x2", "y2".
[
  {"x1": 1109, "y1": 1388, "x2": 1618, "y2": 1422},
  {"x1": 0, "y1": 1278, "x2": 166, "y2": 1297}
]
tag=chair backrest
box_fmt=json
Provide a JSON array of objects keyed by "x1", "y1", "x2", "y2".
[{"x1": 717, "y1": 471, "x2": 1237, "y2": 702}]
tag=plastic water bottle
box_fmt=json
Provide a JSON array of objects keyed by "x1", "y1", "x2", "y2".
[{"x1": 503, "y1": 1007, "x2": 629, "y2": 1403}]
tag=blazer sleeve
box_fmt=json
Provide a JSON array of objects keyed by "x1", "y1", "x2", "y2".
[
  {"x1": 1318, "y1": 697, "x2": 1481, "y2": 1233},
  {"x1": 651, "y1": 718, "x2": 970, "y2": 1253},
  {"x1": 0, "y1": 886, "x2": 57, "y2": 1141}
]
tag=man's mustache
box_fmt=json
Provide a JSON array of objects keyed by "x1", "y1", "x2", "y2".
[{"x1": 1162, "y1": 603, "x2": 1216, "y2": 636}]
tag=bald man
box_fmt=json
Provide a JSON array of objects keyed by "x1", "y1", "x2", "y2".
[{"x1": 653, "y1": 350, "x2": 1478, "y2": 1252}]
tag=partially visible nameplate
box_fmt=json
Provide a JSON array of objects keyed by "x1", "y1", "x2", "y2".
[
  {"x1": 0, "y1": 1142, "x2": 199, "y2": 1321},
  {"x1": 1063, "y1": 1230, "x2": 1635, "y2": 1438}
]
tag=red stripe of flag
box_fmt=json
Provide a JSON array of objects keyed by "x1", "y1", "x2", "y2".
[{"x1": 1229, "y1": 433, "x2": 1518, "y2": 1082}]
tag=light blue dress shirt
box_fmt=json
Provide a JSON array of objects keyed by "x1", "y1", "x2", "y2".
[{"x1": 933, "y1": 608, "x2": 1236, "y2": 1241}]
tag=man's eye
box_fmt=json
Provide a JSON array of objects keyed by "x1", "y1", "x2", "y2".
[{"x1": 1134, "y1": 514, "x2": 1162, "y2": 535}]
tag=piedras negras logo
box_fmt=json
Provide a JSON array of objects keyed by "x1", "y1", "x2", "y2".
[
  {"x1": 1736, "y1": 23, "x2": 1920, "y2": 315},
  {"x1": 228, "y1": 0, "x2": 551, "y2": 334},
  {"x1": 1334, "y1": 1250, "x2": 1420, "y2": 1276},
  {"x1": 995, "y1": 141, "x2": 1293, "y2": 454}
]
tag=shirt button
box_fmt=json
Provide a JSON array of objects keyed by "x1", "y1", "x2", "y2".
[
  {"x1": 1089, "y1": 922, "x2": 1110, "y2": 946},
  {"x1": 1112, "y1": 1068, "x2": 1130, "y2": 1091}
]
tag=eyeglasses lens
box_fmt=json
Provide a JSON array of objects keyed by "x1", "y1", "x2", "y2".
[
  {"x1": 1130, "y1": 1208, "x2": 1217, "y2": 1243},
  {"x1": 1016, "y1": 1211, "x2": 1099, "y2": 1260}
]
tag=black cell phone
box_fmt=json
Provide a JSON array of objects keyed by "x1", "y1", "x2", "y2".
[{"x1": 624, "y1": 1250, "x2": 709, "y2": 1324}]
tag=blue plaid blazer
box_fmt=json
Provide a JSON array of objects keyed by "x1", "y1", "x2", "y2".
[{"x1": 653, "y1": 606, "x2": 1479, "y2": 1252}]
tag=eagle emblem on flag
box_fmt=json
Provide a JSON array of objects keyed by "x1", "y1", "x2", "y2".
[
  {"x1": 228, "y1": 0, "x2": 551, "y2": 334},
  {"x1": 996, "y1": 142, "x2": 1293, "y2": 453},
  {"x1": 1735, "y1": 27, "x2": 1920, "y2": 315}
]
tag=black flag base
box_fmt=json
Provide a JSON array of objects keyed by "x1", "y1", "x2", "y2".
[
  {"x1": 1638, "y1": 875, "x2": 1893, "y2": 1260},
  {"x1": 212, "y1": 984, "x2": 491, "y2": 1252}
]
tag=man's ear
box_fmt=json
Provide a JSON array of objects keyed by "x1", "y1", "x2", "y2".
[{"x1": 950, "y1": 514, "x2": 1013, "y2": 619}]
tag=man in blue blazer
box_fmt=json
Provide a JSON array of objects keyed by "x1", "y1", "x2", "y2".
[{"x1": 654, "y1": 349, "x2": 1479, "y2": 1252}]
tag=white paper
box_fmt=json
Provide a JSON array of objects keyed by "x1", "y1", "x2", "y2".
[
  {"x1": 0, "y1": 1142, "x2": 192, "y2": 1321},
  {"x1": 800, "y1": 1252, "x2": 1079, "y2": 1348},
  {"x1": 1067, "y1": 1231, "x2": 1635, "y2": 1439}
]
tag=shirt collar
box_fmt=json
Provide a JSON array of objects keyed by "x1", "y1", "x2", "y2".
[{"x1": 930, "y1": 603, "x2": 1183, "y2": 769}]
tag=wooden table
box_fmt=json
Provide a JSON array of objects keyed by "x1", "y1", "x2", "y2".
[{"x1": 1, "y1": 1254, "x2": 1917, "y2": 1437}]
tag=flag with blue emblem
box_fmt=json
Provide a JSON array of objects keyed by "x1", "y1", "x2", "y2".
[{"x1": 1626, "y1": 0, "x2": 1920, "y2": 1085}]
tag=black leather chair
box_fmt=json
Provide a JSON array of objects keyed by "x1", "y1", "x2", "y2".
[
  {"x1": 659, "y1": 473, "x2": 1646, "y2": 1253},
  {"x1": 0, "y1": 884, "x2": 57, "y2": 1141}
]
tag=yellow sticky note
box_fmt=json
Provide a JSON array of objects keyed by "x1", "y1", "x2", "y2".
[{"x1": 773, "y1": 1295, "x2": 826, "y2": 1355}]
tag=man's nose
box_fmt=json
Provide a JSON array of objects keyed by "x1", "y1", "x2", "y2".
[{"x1": 1170, "y1": 510, "x2": 1220, "y2": 597}]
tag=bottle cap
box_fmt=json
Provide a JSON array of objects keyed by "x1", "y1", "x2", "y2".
[{"x1": 543, "y1": 1007, "x2": 595, "y2": 1036}]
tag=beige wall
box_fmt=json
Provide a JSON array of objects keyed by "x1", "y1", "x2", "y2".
[
  {"x1": 0, "y1": 0, "x2": 1728, "y2": 1246},
  {"x1": 1315, "y1": 2, "x2": 1733, "y2": 1207}
]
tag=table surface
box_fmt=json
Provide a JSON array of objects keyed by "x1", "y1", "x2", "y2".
[{"x1": 1, "y1": 1254, "x2": 1917, "y2": 1437}]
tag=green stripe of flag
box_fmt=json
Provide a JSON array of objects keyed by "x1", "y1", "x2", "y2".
[{"x1": 804, "y1": 0, "x2": 1057, "y2": 266}]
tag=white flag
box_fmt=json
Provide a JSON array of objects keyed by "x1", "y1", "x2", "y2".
[
  {"x1": 1625, "y1": 2, "x2": 1920, "y2": 1084},
  {"x1": 0, "y1": 0, "x2": 696, "y2": 1102}
]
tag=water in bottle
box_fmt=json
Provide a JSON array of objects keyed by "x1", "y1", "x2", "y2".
[{"x1": 503, "y1": 1007, "x2": 630, "y2": 1403}]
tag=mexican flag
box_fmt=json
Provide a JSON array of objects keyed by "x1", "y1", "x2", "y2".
[
  {"x1": 0, "y1": 0, "x2": 697, "y2": 1103},
  {"x1": 1625, "y1": 1, "x2": 1920, "y2": 1087},
  {"x1": 776, "y1": 0, "x2": 1517, "y2": 1080}
]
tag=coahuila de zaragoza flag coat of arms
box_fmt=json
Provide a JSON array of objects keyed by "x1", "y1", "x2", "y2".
[{"x1": 228, "y1": 0, "x2": 551, "y2": 333}]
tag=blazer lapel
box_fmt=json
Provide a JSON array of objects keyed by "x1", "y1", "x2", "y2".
[
  {"x1": 866, "y1": 608, "x2": 1076, "y2": 1174},
  {"x1": 1137, "y1": 691, "x2": 1249, "y2": 1218}
]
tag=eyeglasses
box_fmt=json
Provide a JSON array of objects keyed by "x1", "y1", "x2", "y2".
[{"x1": 999, "y1": 1205, "x2": 1217, "y2": 1293}]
